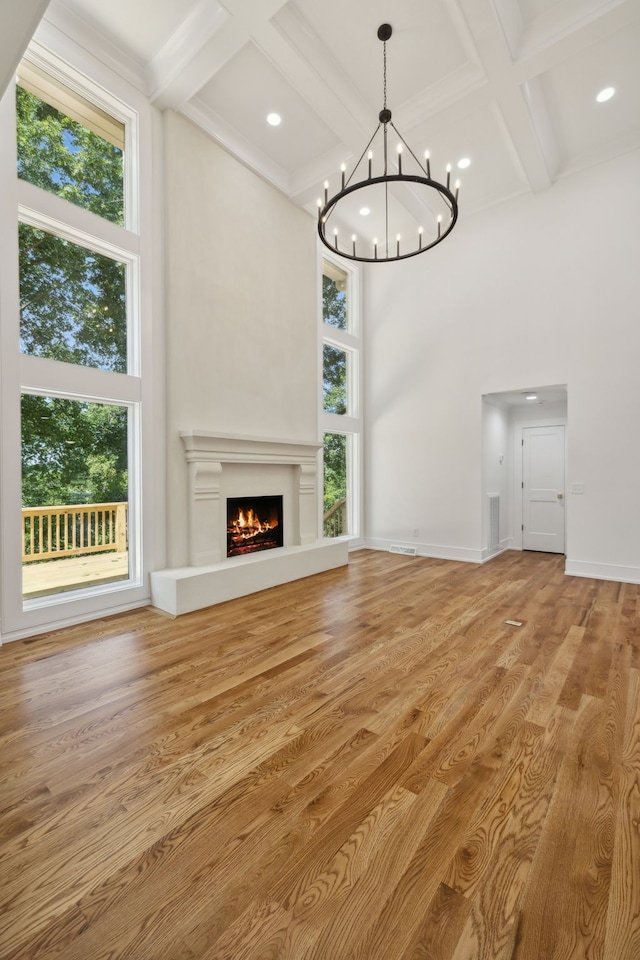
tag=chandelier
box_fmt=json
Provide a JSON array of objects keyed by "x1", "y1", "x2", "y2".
[{"x1": 317, "y1": 24, "x2": 460, "y2": 263}]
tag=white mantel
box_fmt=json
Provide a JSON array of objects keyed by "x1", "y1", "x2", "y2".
[
  {"x1": 181, "y1": 431, "x2": 321, "y2": 464},
  {"x1": 181, "y1": 431, "x2": 321, "y2": 566},
  {"x1": 150, "y1": 432, "x2": 349, "y2": 615}
]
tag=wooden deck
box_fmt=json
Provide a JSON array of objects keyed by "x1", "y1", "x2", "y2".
[
  {"x1": 22, "y1": 551, "x2": 129, "y2": 598},
  {"x1": 1, "y1": 549, "x2": 639, "y2": 959}
]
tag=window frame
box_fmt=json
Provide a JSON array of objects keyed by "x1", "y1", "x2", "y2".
[
  {"x1": 320, "y1": 252, "x2": 363, "y2": 543},
  {"x1": 0, "y1": 35, "x2": 162, "y2": 641},
  {"x1": 17, "y1": 42, "x2": 139, "y2": 232},
  {"x1": 19, "y1": 390, "x2": 141, "y2": 609},
  {"x1": 322, "y1": 338, "x2": 355, "y2": 418},
  {"x1": 17, "y1": 206, "x2": 138, "y2": 376}
]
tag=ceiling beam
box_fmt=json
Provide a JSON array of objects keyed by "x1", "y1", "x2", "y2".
[
  {"x1": 515, "y1": 0, "x2": 640, "y2": 79},
  {"x1": 454, "y1": 0, "x2": 553, "y2": 190},
  {"x1": 251, "y1": 7, "x2": 372, "y2": 156},
  {"x1": 0, "y1": 0, "x2": 51, "y2": 99},
  {"x1": 148, "y1": 0, "x2": 290, "y2": 110}
]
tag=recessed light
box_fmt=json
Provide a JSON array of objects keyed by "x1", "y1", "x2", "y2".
[
  {"x1": 266, "y1": 112, "x2": 282, "y2": 126},
  {"x1": 457, "y1": 157, "x2": 471, "y2": 169},
  {"x1": 359, "y1": 207, "x2": 370, "y2": 216},
  {"x1": 596, "y1": 87, "x2": 615, "y2": 103},
  {"x1": 524, "y1": 393, "x2": 538, "y2": 400}
]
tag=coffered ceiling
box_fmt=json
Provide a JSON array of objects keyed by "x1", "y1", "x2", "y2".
[{"x1": 16, "y1": 0, "x2": 640, "y2": 240}]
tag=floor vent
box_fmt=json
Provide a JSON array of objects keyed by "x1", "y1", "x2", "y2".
[{"x1": 389, "y1": 544, "x2": 417, "y2": 556}]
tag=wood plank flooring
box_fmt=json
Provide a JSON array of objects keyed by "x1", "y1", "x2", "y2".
[{"x1": 0, "y1": 549, "x2": 638, "y2": 959}]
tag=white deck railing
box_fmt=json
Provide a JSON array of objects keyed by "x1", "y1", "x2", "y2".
[
  {"x1": 323, "y1": 497, "x2": 347, "y2": 538},
  {"x1": 22, "y1": 502, "x2": 127, "y2": 563}
]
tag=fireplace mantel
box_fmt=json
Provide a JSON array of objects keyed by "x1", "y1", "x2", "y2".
[
  {"x1": 180, "y1": 432, "x2": 322, "y2": 567},
  {"x1": 181, "y1": 431, "x2": 321, "y2": 466},
  {"x1": 150, "y1": 432, "x2": 348, "y2": 616}
]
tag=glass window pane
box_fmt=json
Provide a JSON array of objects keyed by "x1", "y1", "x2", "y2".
[
  {"x1": 16, "y1": 78, "x2": 124, "y2": 226},
  {"x1": 323, "y1": 265, "x2": 348, "y2": 331},
  {"x1": 323, "y1": 432, "x2": 348, "y2": 537},
  {"x1": 19, "y1": 223, "x2": 127, "y2": 372},
  {"x1": 323, "y1": 343, "x2": 347, "y2": 414},
  {"x1": 21, "y1": 395, "x2": 129, "y2": 600}
]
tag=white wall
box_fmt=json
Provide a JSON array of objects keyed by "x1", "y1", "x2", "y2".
[
  {"x1": 364, "y1": 149, "x2": 640, "y2": 581},
  {"x1": 163, "y1": 112, "x2": 318, "y2": 567}
]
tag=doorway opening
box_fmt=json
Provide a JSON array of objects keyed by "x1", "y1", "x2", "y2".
[{"x1": 482, "y1": 385, "x2": 567, "y2": 557}]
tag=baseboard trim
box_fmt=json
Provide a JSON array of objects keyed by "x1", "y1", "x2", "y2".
[
  {"x1": 363, "y1": 538, "x2": 483, "y2": 564},
  {"x1": 480, "y1": 544, "x2": 510, "y2": 563},
  {"x1": 565, "y1": 559, "x2": 640, "y2": 584},
  {"x1": 0, "y1": 598, "x2": 150, "y2": 644}
]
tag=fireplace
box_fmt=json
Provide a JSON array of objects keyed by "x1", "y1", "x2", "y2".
[
  {"x1": 226, "y1": 495, "x2": 283, "y2": 557},
  {"x1": 150, "y1": 433, "x2": 348, "y2": 616}
]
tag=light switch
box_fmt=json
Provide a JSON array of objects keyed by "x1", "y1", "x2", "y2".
[{"x1": 570, "y1": 482, "x2": 585, "y2": 495}]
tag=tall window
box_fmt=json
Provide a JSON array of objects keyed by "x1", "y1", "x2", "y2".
[
  {"x1": 0, "y1": 46, "x2": 150, "y2": 639},
  {"x1": 323, "y1": 344, "x2": 348, "y2": 414},
  {"x1": 21, "y1": 396, "x2": 130, "y2": 599},
  {"x1": 16, "y1": 67, "x2": 125, "y2": 224},
  {"x1": 14, "y1": 63, "x2": 137, "y2": 604},
  {"x1": 18, "y1": 223, "x2": 127, "y2": 371},
  {"x1": 321, "y1": 258, "x2": 361, "y2": 539}
]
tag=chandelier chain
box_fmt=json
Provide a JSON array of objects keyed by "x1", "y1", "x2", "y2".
[{"x1": 383, "y1": 40, "x2": 387, "y2": 110}]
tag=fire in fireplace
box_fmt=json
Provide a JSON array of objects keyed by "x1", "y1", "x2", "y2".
[{"x1": 226, "y1": 495, "x2": 284, "y2": 558}]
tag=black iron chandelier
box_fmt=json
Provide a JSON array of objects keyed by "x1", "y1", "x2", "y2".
[{"x1": 317, "y1": 24, "x2": 460, "y2": 263}]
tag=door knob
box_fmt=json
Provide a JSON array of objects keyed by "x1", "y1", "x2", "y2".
[{"x1": 557, "y1": 493, "x2": 563, "y2": 499}]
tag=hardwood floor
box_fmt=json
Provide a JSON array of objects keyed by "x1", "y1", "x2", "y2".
[{"x1": 1, "y1": 549, "x2": 638, "y2": 959}]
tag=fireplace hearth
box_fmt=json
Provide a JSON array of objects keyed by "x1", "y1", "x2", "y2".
[{"x1": 227, "y1": 495, "x2": 283, "y2": 557}]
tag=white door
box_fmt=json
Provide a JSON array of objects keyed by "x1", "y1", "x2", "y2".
[{"x1": 522, "y1": 425, "x2": 565, "y2": 553}]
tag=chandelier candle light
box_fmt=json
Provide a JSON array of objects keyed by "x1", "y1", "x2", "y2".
[{"x1": 317, "y1": 23, "x2": 460, "y2": 263}]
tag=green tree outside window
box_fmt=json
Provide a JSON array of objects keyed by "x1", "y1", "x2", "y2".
[
  {"x1": 17, "y1": 82, "x2": 129, "y2": 510},
  {"x1": 17, "y1": 85, "x2": 124, "y2": 225}
]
